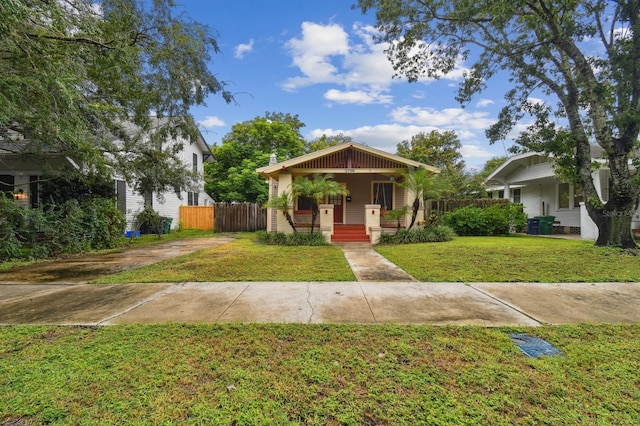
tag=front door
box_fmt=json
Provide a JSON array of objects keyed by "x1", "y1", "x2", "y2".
[{"x1": 328, "y1": 193, "x2": 344, "y2": 223}]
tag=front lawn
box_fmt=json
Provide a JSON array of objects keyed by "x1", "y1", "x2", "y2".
[
  {"x1": 95, "y1": 236, "x2": 355, "y2": 283},
  {"x1": 1, "y1": 324, "x2": 638, "y2": 425},
  {"x1": 376, "y1": 236, "x2": 640, "y2": 282}
]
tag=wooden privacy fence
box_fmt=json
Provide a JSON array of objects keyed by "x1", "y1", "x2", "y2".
[
  {"x1": 180, "y1": 206, "x2": 214, "y2": 231},
  {"x1": 213, "y1": 202, "x2": 267, "y2": 232},
  {"x1": 425, "y1": 198, "x2": 509, "y2": 216}
]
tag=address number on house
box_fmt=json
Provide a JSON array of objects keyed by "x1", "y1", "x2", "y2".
[{"x1": 344, "y1": 168, "x2": 356, "y2": 173}]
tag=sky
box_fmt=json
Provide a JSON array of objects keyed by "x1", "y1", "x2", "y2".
[{"x1": 179, "y1": 0, "x2": 520, "y2": 171}]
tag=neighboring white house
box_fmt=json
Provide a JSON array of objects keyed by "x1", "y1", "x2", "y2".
[
  {"x1": 0, "y1": 121, "x2": 213, "y2": 233},
  {"x1": 484, "y1": 148, "x2": 640, "y2": 240}
]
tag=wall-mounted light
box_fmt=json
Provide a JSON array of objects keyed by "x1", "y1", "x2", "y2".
[
  {"x1": 371, "y1": 210, "x2": 375, "y2": 215},
  {"x1": 13, "y1": 189, "x2": 27, "y2": 201},
  {"x1": 325, "y1": 209, "x2": 328, "y2": 214}
]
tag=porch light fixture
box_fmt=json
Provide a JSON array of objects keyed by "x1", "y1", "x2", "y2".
[
  {"x1": 325, "y1": 209, "x2": 328, "y2": 214},
  {"x1": 371, "y1": 209, "x2": 375, "y2": 215},
  {"x1": 13, "y1": 189, "x2": 26, "y2": 201}
]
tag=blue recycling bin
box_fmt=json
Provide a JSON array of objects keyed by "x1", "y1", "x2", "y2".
[{"x1": 527, "y1": 218, "x2": 540, "y2": 235}]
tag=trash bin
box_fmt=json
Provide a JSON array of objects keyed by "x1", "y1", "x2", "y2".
[
  {"x1": 163, "y1": 217, "x2": 173, "y2": 234},
  {"x1": 536, "y1": 216, "x2": 555, "y2": 235},
  {"x1": 527, "y1": 218, "x2": 540, "y2": 235}
]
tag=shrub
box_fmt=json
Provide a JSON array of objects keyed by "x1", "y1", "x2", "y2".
[
  {"x1": 377, "y1": 225, "x2": 456, "y2": 244},
  {"x1": 136, "y1": 206, "x2": 162, "y2": 234},
  {"x1": 0, "y1": 196, "x2": 126, "y2": 261},
  {"x1": 256, "y1": 231, "x2": 327, "y2": 246},
  {"x1": 442, "y1": 203, "x2": 526, "y2": 236}
]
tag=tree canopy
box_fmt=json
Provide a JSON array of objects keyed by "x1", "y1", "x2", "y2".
[
  {"x1": 396, "y1": 130, "x2": 484, "y2": 198},
  {"x1": 205, "y1": 113, "x2": 306, "y2": 203},
  {"x1": 358, "y1": 0, "x2": 640, "y2": 247},
  {"x1": 1, "y1": 0, "x2": 232, "y2": 196}
]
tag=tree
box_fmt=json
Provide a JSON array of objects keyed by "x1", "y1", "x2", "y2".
[
  {"x1": 357, "y1": 0, "x2": 640, "y2": 248},
  {"x1": 263, "y1": 191, "x2": 297, "y2": 233},
  {"x1": 397, "y1": 130, "x2": 481, "y2": 198},
  {"x1": 205, "y1": 113, "x2": 306, "y2": 203},
  {"x1": 1, "y1": 0, "x2": 232, "y2": 198},
  {"x1": 304, "y1": 133, "x2": 354, "y2": 153},
  {"x1": 477, "y1": 157, "x2": 508, "y2": 183},
  {"x1": 291, "y1": 173, "x2": 349, "y2": 234}
]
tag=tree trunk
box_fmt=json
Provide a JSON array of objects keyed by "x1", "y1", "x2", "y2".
[
  {"x1": 590, "y1": 152, "x2": 639, "y2": 248},
  {"x1": 590, "y1": 202, "x2": 638, "y2": 249}
]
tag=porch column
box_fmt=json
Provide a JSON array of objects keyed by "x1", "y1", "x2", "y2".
[
  {"x1": 365, "y1": 204, "x2": 381, "y2": 244},
  {"x1": 503, "y1": 181, "x2": 511, "y2": 200},
  {"x1": 319, "y1": 204, "x2": 334, "y2": 242}
]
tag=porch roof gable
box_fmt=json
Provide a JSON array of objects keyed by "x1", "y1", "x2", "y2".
[{"x1": 256, "y1": 142, "x2": 439, "y2": 179}]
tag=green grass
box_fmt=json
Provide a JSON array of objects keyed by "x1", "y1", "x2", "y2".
[
  {"x1": 95, "y1": 236, "x2": 355, "y2": 283},
  {"x1": 376, "y1": 236, "x2": 640, "y2": 282},
  {"x1": 1, "y1": 324, "x2": 638, "y2": 425}
]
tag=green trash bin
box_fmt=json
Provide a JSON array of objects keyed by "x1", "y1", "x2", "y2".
[
  {"x1": 536, "y1": 216, "x2": 555, "y2": 235},
  {"x1": 162, "y1": 217, "x2": 173, "y2": 234}
]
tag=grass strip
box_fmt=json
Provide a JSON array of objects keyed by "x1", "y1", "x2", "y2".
[{"x1": 1, "y1": 323, "x2": 638, "y2": 425}]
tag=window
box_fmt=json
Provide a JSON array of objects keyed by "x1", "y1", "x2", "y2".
[
  {"x1": 558, "y1": 183, "x2": 581, "y2": 209},
  {"x1": 116, "y1": 180, "x2": 126, "y2": 214},
  {"x1": 188, "y1": 192, "x2": 199, "y2": 206},
  {"x1": 498, "y1": 190, "x2": 505, "y2": 199},
  {"x1": 512, "y1": 188, "x2": 522, "y2": 204},
  {"x1": 192, "y1": 153, "x2": 198, "y2": 174},
  {"x1": 573, "y1": 184, "x2": 583, "y2": 208},
  {"x1": 0, "y1": 175, "x2": 14, "y2": 199},
  {"x1": 297, "y1": 196, "x2": 313, "y2": 211},
  {"x1": 558, "y1": 183, "x2": 570, "y2": 208},
  {"x1": 372, "y1": 182, "x2": 394, "y2": 210}
]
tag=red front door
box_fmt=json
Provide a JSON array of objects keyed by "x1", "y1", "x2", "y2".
[{"x1": 328, "y1": 193, "x2": 344, "y2": 223}]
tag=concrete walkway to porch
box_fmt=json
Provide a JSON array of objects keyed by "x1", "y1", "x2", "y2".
[{"x1": 336, "y1": 243, "x2": 417, "y2": 282}]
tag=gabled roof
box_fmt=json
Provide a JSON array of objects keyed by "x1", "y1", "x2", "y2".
[
  {"x1": 256, "y1": 142, "x2": 439, "y2": 179},
  {"x1": 484, "y1": 152, "x2": 549, "y2": 184}
]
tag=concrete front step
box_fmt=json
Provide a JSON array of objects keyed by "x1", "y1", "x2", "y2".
[{"x1": 331, "y1": 225, "x2": 369, "y2": 243}]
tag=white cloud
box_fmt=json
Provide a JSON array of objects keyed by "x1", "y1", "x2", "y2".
[
  {"x1": 307, "y1": 104, "x2": 505, "y2": 168},
  {"x1": 390, "y1": 106, "x2": 494, "y2": 130},
  {"x1": 476, "y1": 98, "x2": 495, "y2": 107},
  {"x1": 324, "y1": 89, "x2": 393, "y2": 105},
  {"x1": 234, "y1": 39, "x2": 254, "y2": 59},
  {"x1": 198, "y1": 116, "x2": 226, "y2": 128}
]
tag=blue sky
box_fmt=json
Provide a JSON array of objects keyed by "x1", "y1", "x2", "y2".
[{"x1": 180, "y1": 0, "x2": 520, "y2": 170}]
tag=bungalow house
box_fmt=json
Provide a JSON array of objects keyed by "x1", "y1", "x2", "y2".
[
  {"x1": 484, "y1": 148, "x2": 640, "y2": 239},
  {"x1": 256, "y1": 142, "x2": 439, "y2": 243},
  {"x1": 0, "y1": 120, "x2": 213, "y2": 233}
]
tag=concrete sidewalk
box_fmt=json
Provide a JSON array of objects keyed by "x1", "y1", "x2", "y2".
[{"x1": 1, "y1": 281, "x2": 638, "y2": 326}]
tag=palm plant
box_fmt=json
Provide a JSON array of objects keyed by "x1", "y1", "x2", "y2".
[
  {"x1": 397, "y1": 167, "x2": 445, "y2": 230},
  {"x1": 384, "y1": 206, "x2": 409, "y2": 230},
  {"x1": 263, "y1": 191, "x2": 297, "y2": 233},
  {"x1": 292, "y1": 173, "x2": 349, "y2": 234}
]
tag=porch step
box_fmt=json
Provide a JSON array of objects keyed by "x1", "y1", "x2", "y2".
[{"x1": 331, "y1": 225, "x2": 370, "y2": 243}]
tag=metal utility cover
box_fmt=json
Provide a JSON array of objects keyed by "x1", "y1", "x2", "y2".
[{"x1": 509, "y1": 333, "x2": 562, "y2": 358}]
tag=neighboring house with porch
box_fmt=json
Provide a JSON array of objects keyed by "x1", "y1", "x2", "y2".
[
  {"x1": 256, "y1": 142, "x2": 439, "y2": 243},
  {"x1": 484, "y1": 149, "x2": 640, "y2": 239},
  {"x1": 0, "y1": 122, "x2": 213, "y2": 233}
]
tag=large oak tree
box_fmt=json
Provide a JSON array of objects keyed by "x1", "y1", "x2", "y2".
[
  {"x1": 358, "y1": 0, "x2": 640, "y2": 248},
  {"x1": 1, "y1": 0, "x2": 232, "y2": 197}
]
